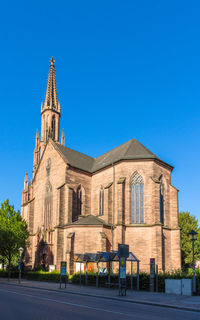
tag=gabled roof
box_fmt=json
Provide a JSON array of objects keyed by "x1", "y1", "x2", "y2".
[
  {"x1": 62, "y1": 215, "x2": 111, "y2": 227},
  {"x1": 92, "y1": 138, "x2": 159, "y2": 172},
  {"x1": 53, "y1": 138, "x2": 172, "y2": 173}
]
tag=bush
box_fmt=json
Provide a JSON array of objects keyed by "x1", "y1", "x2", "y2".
[
  {"x1": 0, "y1": 269, "x2": 69, "y2": 282},
  {"x1": 0, "y1": 269, "x2": 19, "y2": 278},
  {"x1": 70, "y1": 270, "x2": 200, "y2": 294},
  {"x1": 26, "y1": 270, "x2": 68, "y2": 282}
]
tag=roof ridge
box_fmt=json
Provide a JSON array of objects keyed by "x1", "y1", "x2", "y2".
[
  {"x1": 94, "y1": 138, "x2": 134, "y2": 160},
  {"x1": 55, "y1": 143, "x2": 95, "y2": 160},
  {"x1": 62, "y1": 214, "x2": 110, "y2": 227},
  {"x1": 123, "y1": 139, "x2": 135, "y2": 157},
  {"x1": 136, "y1": 140, "x2": 158, "y2": 158}
]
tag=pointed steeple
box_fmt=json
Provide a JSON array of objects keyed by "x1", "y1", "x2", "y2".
[
  {"x1": 61, "y1": 129, "x2": 65, "y2": 146},
  {"x1": 41, "y1": 57, "x2": 60, "y2": 114},
  {"x1": 33, "y1": 130, "x2": 40, "y2": 173},
  {"x1": 35, "y1": 130, "x2": 39, "y2": 148},
  {"x1": 24, "y1": 172, "x2": 28, "y2": 190},
  {"x1": 40, "y1": 58, "x2": 61, "y2": 150}
]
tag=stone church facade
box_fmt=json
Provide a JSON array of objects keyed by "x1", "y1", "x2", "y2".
[{"x1": 22, "y1": 58, "x2": 181, "y2": 273}]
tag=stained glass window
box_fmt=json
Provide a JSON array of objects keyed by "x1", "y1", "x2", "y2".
[
  {"x1": 140, "y1": 184, "x2": 144, "y2": 223},
  {"x1": 77, "y1": 186, "x2": 82, "y2": 216},
  {"x1": 131, "y1": 173, "x2": 144, "y2": 224},
  {"x1": 99, "y1": 187, "x2": 104, "y2": 215}
]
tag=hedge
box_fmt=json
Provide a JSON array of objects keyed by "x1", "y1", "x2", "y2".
[
  {"x1": 0, "y1": 270, "x2": 68, "y2": 282},
  {"x1": 71, "y1": 271, "x2": 200, "y2": 293},
  {"x1": 26, "y1": 270, "x2": 68, "y2": 282},
  {"x1": 0, "y1": 270, "x2": 19, "y2": 278}
]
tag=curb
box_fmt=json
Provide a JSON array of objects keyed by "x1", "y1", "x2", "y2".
[{"x1": 0, "y1": 281, "x2": 199, "y2": 313}]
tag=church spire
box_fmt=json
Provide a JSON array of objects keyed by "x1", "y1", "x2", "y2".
[
  {"x1": 24, "y1": 172, "x2": 28, "y2": 191},
  {"x1": 40, "y1": 58, "x2": 61, "y2": 151},
  {"x1": 61, "y1": 129, "x2": 65, "y2": 146},
  {"x1": 41, "y1": 57, "x2": 60, "y2": 113},
  {"x1": 33, "y1": 130, "x2": 40, "y2": 173}
]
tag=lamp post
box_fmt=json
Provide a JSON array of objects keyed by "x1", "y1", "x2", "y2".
[
  {"x1": 188, "y1": 230, "x2": 197, "y2": 294},
  {"x1": 18, "y1": 247, "x2": 24, "y2": 284}
]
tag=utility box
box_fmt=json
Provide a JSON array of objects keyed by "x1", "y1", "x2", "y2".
[
  {"x1": 182, "y1": 279, "x2": 192, "y2": 296},
  {"x1": 165, "y1": 279, "x2": 181, "y2": 294},
  {"x1": 165, "y1": 279, "x2": 192, "y2": 295}
]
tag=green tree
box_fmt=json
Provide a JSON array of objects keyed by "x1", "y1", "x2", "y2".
[
  {"x1": 179, "y1": 211, "x2": 200, "y2": 268},
  {"x1": 0, "y1": 199, "x2": 29, "y2": 278}
]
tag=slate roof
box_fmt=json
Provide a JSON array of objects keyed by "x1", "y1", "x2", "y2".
[
  {"x1": 55, "y1": 143, "x2": 94, "y2": 172},
  {"x1": 54, "y1": 138, "x2": 172, "y2": 173},
  {"x1": 92, "y1": 139, "x2": 159, "y2": 172},
  {"x1": 62, "y1": 215, "x2": 110, "y2": 227}
]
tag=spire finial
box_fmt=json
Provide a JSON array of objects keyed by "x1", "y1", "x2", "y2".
[
  {"x1": 61, "y1": 129, "x2": 65, "y2": 146},
  {"x1": 24, "y1": 172, "x2": 28, "y2": 190},
  {"x1": 50, "y1": 57, "x2": 55, "y2": 66}
]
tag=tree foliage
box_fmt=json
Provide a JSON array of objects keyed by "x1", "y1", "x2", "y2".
[
  {"x1": 179, "y1": 211, "x2": 200, "y2": 268},
  {"x1": 0, "y1": 199, "x2": 29, "y2": 276}
]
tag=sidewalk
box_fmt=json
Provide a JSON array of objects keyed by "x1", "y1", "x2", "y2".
[{"x1": 0, "y1": 278, "x2": 199, "y2": 312}]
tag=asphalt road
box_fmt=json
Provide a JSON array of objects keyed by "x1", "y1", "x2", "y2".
[{"x1": 0, "y1": 283, "x2": 199, "y2": 320}]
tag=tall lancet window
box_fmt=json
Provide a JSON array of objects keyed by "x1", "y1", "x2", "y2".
[
  {"x1": 51, "y1": 115, "x2": 55, "y2": 140},
  {"x1": 160, "y1": 181, "x2": 164, "y2": 224},
  {"x1": 46, "y1": 115, "x2": 49, "y2": 141},
  {"x1": 131, "y1": 173, "x2": 144, "y2": 223},
  {"x1": 44, "y1": 181, "x2": 52, "y2": 230},
  {"x1": 99, "y1": 187, "x2": 104, "y2": 216},
  {"x1": 77, "y1": 186, "x2": 82, "y2": 216}
]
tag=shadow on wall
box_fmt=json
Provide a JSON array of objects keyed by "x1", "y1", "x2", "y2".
[{"x1": 34, "y1": 239, "x2": 54, "y2": 271}]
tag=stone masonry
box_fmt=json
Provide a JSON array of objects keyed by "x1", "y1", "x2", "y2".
[{"x1": 21, "y1": 58, "x2": 181, "y2": 273}]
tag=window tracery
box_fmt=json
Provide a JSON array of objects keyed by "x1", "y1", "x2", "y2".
[
  {"x1": 131, "y1": 173, "x2": 144, "y2": 223},
  {"x1": 99, "y1": 187, "x2": 104, "y2": 216}
]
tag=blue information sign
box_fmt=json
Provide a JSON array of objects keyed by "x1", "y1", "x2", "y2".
[
  {"x1": 120, "y1": 267, "x2": 126, "y2": 279},
  {"x1": 60, "y1": 261, "x2": 67, "y2": 276}
]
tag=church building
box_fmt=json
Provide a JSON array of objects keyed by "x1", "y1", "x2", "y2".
[{"x1": 21, "y1": 58, "x2": 181, "y2": 273}]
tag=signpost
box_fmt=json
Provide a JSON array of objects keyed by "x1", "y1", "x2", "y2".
[
  {"x1": 18, "y1": 247, "x2": 23, "y2": 284},
  {"x1": 150, "y1": 258, "x2": 155, "y2": 292},
  {"x1": 118, "y1": 244, "x2": 129, "y2": 296},
  {"x1": 18, "y1": 261, "x2": 21, "y2": 283},
  {"x1": 60, "y1": 261, "x2": 67, "y2": 288}
]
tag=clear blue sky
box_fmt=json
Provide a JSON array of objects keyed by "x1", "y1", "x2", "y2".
[{"x1": 0, "y1": 1, "x2": 200, "y2": 221}]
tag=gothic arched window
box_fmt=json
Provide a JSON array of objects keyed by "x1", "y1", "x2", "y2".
[
  {"x1": 160, "y1": 182, "x2": 164, "y2": 224},
  {"x1": 44, "y1": 181, "x2": 52, "y2": 230},
  {"x1": 131, "y1": 173, "x2": 144, "y2": 223},
  {"x1": 77, "y1": 186, "x2": 82, "y2": 216},
  {"x1": 99, "y1": 187, "x2": 104, "y2": 216},
  {"x1": 46, "y1": 115, "x2": 49, "y2": 140},
  {"x1": 51, "y1": 115, "x2": 55, "y2": 140}
]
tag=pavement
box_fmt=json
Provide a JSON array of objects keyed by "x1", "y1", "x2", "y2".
[
  {"x1": 0, "y1": 278, "x2": 199, "y2": 313},
  {"x1": 1, "y1": 283, "x2": 199, "y2": 320}
]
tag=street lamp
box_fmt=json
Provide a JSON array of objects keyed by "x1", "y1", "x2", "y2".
[
  {"x1": 18, "y1": 247, "x2": 24, "y2": 284},
  {"x1": 188, "y1": 230, "x2": 197, "y2": 294}
]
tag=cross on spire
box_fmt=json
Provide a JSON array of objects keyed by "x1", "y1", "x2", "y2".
[{"x1": 50, "y1": 57, "x2": 55, "y2": 66}]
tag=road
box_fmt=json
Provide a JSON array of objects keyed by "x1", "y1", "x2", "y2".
[{"x1": 0, "y1": 283, "x2": 199, "y2": 320}]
